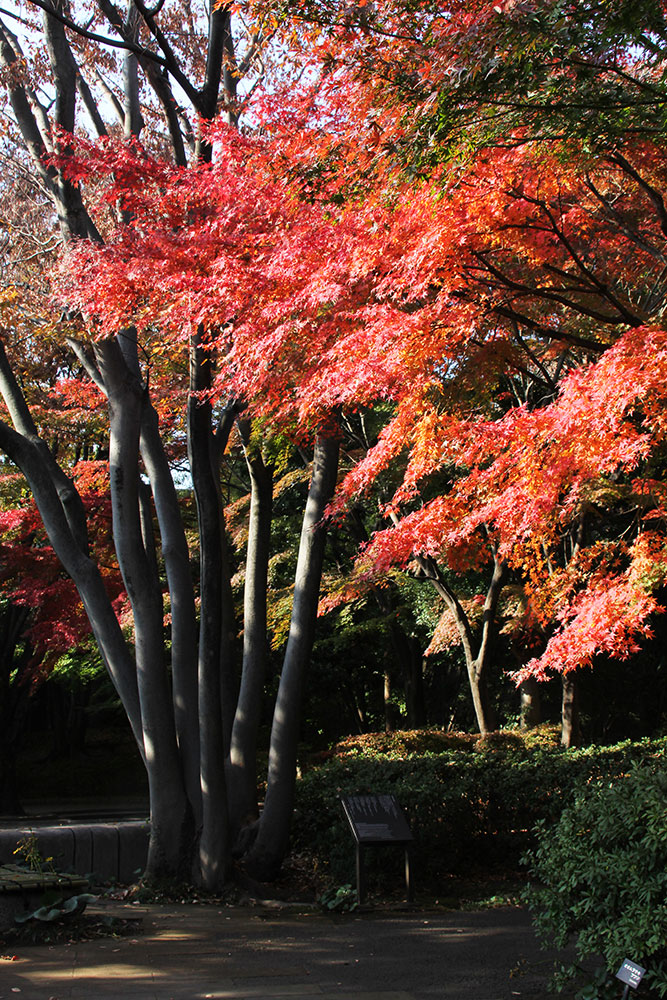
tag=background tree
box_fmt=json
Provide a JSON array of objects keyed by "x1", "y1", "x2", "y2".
[{"x1": 243, "y1": 0, "x2": 667, "y2": 740}]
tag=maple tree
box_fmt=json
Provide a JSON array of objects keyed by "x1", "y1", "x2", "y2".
[
  {"x1": 2, "y1": 0, "x2": 667, "y2": 891},
  {"x1": 241, "y1": 0, "x2": 667, "y2": 741},
  {"x1": 53, "y1": 121, "x2": 363, "y2": 874},
  {"x1": 88, "y1": 107, "x2": 667, "y2": 742},
  {"x1": 317, "y1": 136, "x2": 667, "y2": 735},
  {"x1": 259, "y1": 0, "x2": 667, "y2": 167},
  {"x1": 0, "y1": 0, "x2": 346, "y2": 885}
]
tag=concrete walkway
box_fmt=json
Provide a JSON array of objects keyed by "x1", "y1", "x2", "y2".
[{"x1": 0, "y1": 902, "x2": 565, "y2": 1000}]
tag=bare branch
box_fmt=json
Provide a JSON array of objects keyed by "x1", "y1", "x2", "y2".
[{"x1": 23, "y1": 0, "x2": 167, "y2": 63}]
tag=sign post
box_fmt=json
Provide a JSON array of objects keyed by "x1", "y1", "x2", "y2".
[
  {"x1": 616, "y1": 958, "x2": 646, "y2": 999},
  {"x1": 341, "y1": 794, "x2": 414, "y2": 905}
]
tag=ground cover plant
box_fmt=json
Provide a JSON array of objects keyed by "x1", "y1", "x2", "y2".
[{"x1": 0, "y1": 909, "x2": 143, "y2": 949}]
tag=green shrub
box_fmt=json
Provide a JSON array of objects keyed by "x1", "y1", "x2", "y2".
[
  {"x1": 524, "y1": 765, "x2": 667, "y2": 999},
  {"x1": 292, "y1": 733, "x2": 667, "y2": 888}
]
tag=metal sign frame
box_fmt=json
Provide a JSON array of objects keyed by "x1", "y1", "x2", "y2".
[{"x1": 341, "y1": 794, "x2": 414, "y2": 904}]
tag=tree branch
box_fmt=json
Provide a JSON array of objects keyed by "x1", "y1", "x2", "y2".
[
  {"x1": 610, "y1": 150, "x2": 667, "y2": 241},
  {"x1": 23, "y1": 0, "x2": 167, "y2": 63}
]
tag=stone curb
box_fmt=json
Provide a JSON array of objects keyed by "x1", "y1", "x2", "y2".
[{"x1": 0, "y1": 821, "x2": 149, "y2": 882}]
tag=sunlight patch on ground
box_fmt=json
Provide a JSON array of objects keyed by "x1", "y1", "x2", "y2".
[
  {"x1": 145, "y1": 928, "x2": 201, "y2": 941},
  {"x1": 25, "y1": 962, "x2": 162, "y2": 981}
]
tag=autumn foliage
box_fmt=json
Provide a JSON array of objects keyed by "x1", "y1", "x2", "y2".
[
  {"x1": 0, "y1": 0, "x2": 646, "y2": 767},
  {"x1": 51, "y1": 34, "x2": 667, "y2": 694},
  {"x1": 0, "y1": 460, "x2": 126, "y2": 662}
]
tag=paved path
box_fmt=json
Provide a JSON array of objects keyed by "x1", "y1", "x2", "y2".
[{"x1": 0, "y1": 902, "x2": 565, "y2": 1000}]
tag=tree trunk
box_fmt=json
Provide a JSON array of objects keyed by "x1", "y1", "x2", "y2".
[
  {"x1": 139, "y1": 400, "x2": 201, "y2": 825},
  {"x1": 0, "y1": 0, "x2": 334, "y2": 891},
  {"x1": 228, "y1": 417, "x2": 273, "y2": 837},
  {"x1": 417, "y1": 551, "x2": 506, "y2": 735},
  {"x1": 0, "y1": 0, "x2": 343, "y2": 890},
  {"x1": 98, "y1": 338, "x2": 194, "y2": 880},
  {"x1": 0, "y1": 13, "x2": 196, "y2": 876},
  {"x1": 246, "y1": 433, "x2": 339, "y2": 880},
  {"x1": 520, "y1": 676, "x2": 542, "y2": 729},
  {"x1": 467, "y1": 658, "x2": 497, "y2": 735},
  {"x1": 187, "y1": 329, "x2": 233, "y2": 889},
  {"x1": 561, "y1": 672, "x2": 580, "y2": 748},
  {"x1": 70, "y1": 333, "x2": 203, "y2": 822},
  {"x1": 40, "y1": 11, "x2": 102, "y2": 241}
]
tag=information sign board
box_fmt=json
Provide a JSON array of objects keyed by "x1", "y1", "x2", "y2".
[
  {"x1": 340, "y1": 794, "x2": 414, "y2": 904},
  {"x1": 341, "y1": 795, "x2": 414, "y2": 845}
]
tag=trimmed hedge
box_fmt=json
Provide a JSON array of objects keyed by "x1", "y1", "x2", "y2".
[{"x1": 292, "y1": 732, "x2": 667, "y2": 885}]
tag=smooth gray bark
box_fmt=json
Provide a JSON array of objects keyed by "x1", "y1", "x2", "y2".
[
  {"x1": 0, "y1": 0, "x2": 213, "y2": 880},
  {"x1": 41, "y1": 6, "x2": 102, "y2": 240},
  {"x1": 139, "y1": 403, "x2": 201, "y2": 824},
  {"x1": 68, "y1": 334, "x2": 202, "y2": 821},
  {"x1": 228, "y1": 417, "x2": 273, "y2": 834},
  {"x1": 247, "y1": 433, "x2": 339, "y2": 880},
  {"x1": 186, "y1": 329, "x2": 232, "y2": 889},
  {"x1": 123, "y1": 5, "x2": 144, "y2": 139},
  {"x1": 0, "y1": 0, "x2": 330, "y2": 887},
  {"x1": 97, "y1": 338, "x2": 193, "y2": 878}
]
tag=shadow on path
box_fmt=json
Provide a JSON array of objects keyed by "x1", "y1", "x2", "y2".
[{"x1": 0, "y1": 902, "x2": 565, "y2": 1000}]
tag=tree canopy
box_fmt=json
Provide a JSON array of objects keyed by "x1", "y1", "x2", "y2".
[{"x1": 1, "y1": 0, "x2": 666, "y2": 881}]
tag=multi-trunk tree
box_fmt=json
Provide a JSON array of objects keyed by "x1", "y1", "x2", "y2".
[
  {"x1": 0, "y1": 0, "x2": 340, "y2": 884},
  {"x1": 3, "y1": 0, "x2": 667, "y2": 887}
]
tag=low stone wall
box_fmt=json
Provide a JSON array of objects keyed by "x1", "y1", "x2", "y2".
[{"x1": 0, "y1": 822, "x2": 150, "y2": 884}]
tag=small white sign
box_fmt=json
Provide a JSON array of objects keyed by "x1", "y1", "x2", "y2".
[{"x1": 616, "y1": 958, "x2": 646, "y2": 990}]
